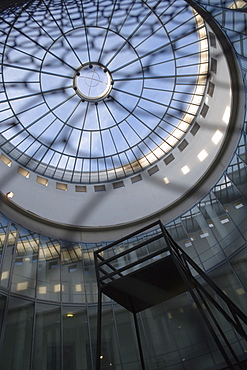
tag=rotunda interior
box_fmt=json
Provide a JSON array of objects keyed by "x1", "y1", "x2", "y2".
[{"x1": 0, "y1": 1, "x2": 246, "y2": 369}]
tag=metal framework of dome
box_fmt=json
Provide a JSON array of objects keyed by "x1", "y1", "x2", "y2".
[{"x1": 0, "y1": 0, "x2": 208, "y2": 183}]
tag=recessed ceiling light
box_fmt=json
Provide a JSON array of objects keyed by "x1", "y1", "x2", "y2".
[
  {"x1": 200, "y1": 231, "x2": 209, "y2": 238},
  {"x1": 212, "y1": 130, "x2": 223, "y2": 144},
  {"x1": 197, "y1": 149, "x2": 208, "y2": 162},
  {"x1": 185, "y1": 241, "x2": 192, "y2": 247},
  {"x1": 75, "y1": 284, "x2": 82, "y2": 292},
  {"x1": 0, "y1": 153, "x2": 12, "y2": 167},
  {"x1": 18, "y1": 166, "x2": 30, "y2": 178},
  {"x1": 38, "y1": 286, "x2": 47, "y2": 294},
  {"x1": 66, "y1": 313, "x2": 74, "y2": 318},
  {"x1": 17, "y1": 282, "x2": 28, "y2": 291},
  {"x1": 222, "y1": 105, "x2": 230, "y2": 124},
  {"x1": 164, "y1": 177, "x2": 170, "y2": 184},
  {"x1": 234, "y1": 202, "x2": 243, "y2": 209},
  {"x1": 181, "y1": 165, "x2": 190, "y2": 175},
  {"x1": 236, "y1": 288, "x2": 245, "y2": 295},
  {"x1": 220, "y1": 217, "x2": 229, "y2": 224},
  {"x1": 6, "y1": 192, "x2": 14, "y2": 198}
]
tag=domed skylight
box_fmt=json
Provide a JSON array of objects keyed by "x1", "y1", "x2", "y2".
[{"x1": 0, "y1": 0, "x2": 208, "y2": 183}]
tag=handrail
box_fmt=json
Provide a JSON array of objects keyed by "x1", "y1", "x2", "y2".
[
  {"x1": 165, "y1": 231, "x2": 247, "y2": 326},
  {"x1": 97, "y1": 232, "x2": 164, "y2": 268},
  {"x1": 95, "y1": 220, "x2": 162, "y2": 254},
  {"x1": 98, "y1": 245, "x2": 169, "y2": 284}
]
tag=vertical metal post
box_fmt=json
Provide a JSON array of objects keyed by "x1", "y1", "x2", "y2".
[
  {"x1": 133, "y1": 311, "x2": 146, "y2": 370},
  {"x1": 96, "y1": 289, "x2": 102, "y2": 370}
]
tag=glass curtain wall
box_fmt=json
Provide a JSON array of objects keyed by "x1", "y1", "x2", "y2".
[{"x1": 0, "y1": 134, "x2": 246, "y2": 368}]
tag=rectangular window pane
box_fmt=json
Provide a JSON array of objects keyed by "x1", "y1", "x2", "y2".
[
  {"x1": 63, "y1": 306, "x2": 92, "y2": 370},
  {"x1": 61, "y1": 243, "x2": 85, "y2": 303},
  {"x1": 0, "y1": 215, "x2": 8, "y2": 267},
  {"x1": 0, "y1": 297, "x2": 34, "y2": 370},
  {"x1": 33, "y1": 303, "x2": 61, "y2": 370},
  {"x1": 36, "y1": 237, "x2": 61, "y2": 301},
  {"x1": 0, "y1": 223, "x2": 18, "y2": 288},
  {"x1": 11, "y1": 227, "x2": 39, "y2": 297}
]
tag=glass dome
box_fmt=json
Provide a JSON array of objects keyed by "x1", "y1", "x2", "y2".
[{"x1": 0, "y1": 0, "x2": 208, "y2": 183}]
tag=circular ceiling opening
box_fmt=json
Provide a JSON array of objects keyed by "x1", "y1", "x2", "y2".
[{"x1": 0, "y1": 0, "x2": 208, "y2": 183}]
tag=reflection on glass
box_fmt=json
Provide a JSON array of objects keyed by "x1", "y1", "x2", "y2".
[
  {"x1": 61, "y1": 243, "x2": 85, "y2": 303},
  {"x1": 180, "y1": 206, "x2": 222, "y2": 271},
  {"x1": 0, "y1": 215, "x2": 8, "y2": 267},
  {"x1": 230, "y1": 248, "x2": 247, "y2": 292},
  {"x1": 33, "y1": 303, "x2": 61, "y2": 370},
  {"x1": 208, "y1": 262, "x2": 247, "y2": 317},
  {"x1": 213, "y1": 174, "x2": 246, "y2": 255},
  {"x1": 166, "y1": 219, "x2": 200, "y2": 264},
  {"x1": 113, "y1": 306, "x2": 141, "y2": 369},
  {"x1": 0, "y1": 294, "x2": 6, "y2": 335},
  {"x1": 102, "y1": 307, "x2": 121, "y2": 368},
  {"x1": 63, "y1": 306, "x2": 92, "y2": 370},
  {"x1": 164, "y1": 293, "x2": 217, "y2": 368},
  {"x1": 36, "y1": 236, "x2": 61, "y2": 301},
  {"x1": 140, "y1": 303, "x2": 178, "y2": 369},
  {"x1": 0, "y1": 223, "x2": 18, "y2": 288},
  {"x1": 83, "y1": 249, "x2": 98, "y2": 304},
  {"x1": 11, "y1": 227, "x2": 39, "y2": 297},
  {"x1": 0, "y1": 297, "x2": 34, "y2": 370}
]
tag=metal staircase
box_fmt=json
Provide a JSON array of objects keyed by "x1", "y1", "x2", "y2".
[{"x1": 94, "y1": 221, "x2": 247, "y2": 370}]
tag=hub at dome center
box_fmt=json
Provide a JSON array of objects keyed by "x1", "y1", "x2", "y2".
[{"x1": 74, "y1": 63, "x2": 112, "y2": 102}]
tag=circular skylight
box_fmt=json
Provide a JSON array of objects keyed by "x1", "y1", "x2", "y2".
[{"x1": 0, "y1": 0, "x2": 208, "y2": 183}]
